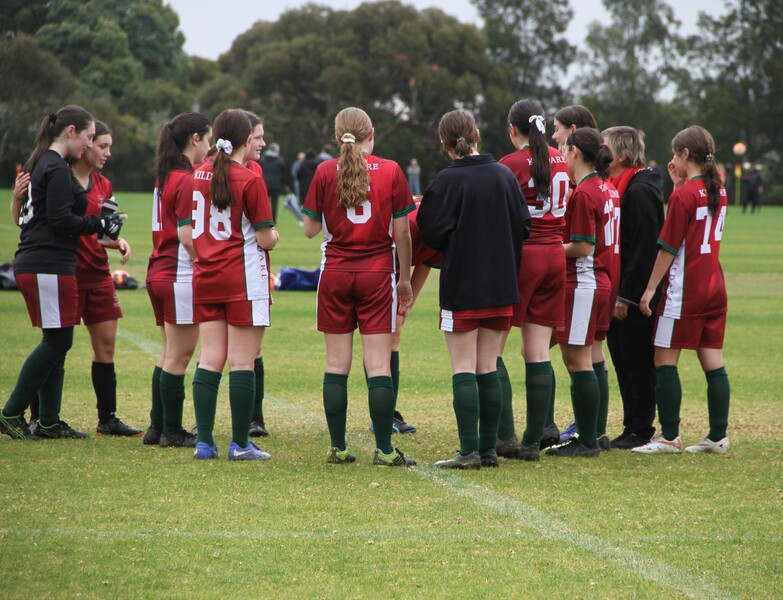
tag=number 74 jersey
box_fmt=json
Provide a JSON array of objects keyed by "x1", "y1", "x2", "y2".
[{"x1": 657, "y1": 178, "x2": 728, "y2": 319}]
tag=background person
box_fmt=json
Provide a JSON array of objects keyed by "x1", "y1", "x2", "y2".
[
  {"x1": 259, "y1": 142, "x2": 287, "y2": 222},
  {"x1": 406, "y1": 158, "x2": 421, "y2": 195}
]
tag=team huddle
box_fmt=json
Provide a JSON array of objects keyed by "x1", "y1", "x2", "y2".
[{"x1": 0, "y1": 100, "x2": 731, "y2": 467}]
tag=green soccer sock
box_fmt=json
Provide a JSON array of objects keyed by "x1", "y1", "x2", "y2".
[
  {"x1": 522, "y1": 361, "x2": 552, "y2": 446},
  {"x1": 38, "y1": 356, "x2": 65, "y2": 427},
  {"x1": 496, "y1": 356, "x2": 516, "y2": 440},
  {"x1": 706, "y1": 366, "x2": 730, "y2": 441},
  {"x1": 656, "y1": 365, "x2": 682, "y2": 441},
  {"x1": 570, "y1": 370, "x2": 599, "y2": 448},
  {"x1": 368, "y1": 376, "x2": 395, "y2": 454},
  {"x1": 229, "y1": 370, "x2": 255, "y2": 447},
  {"x1": 150, "y1": 366, "x2": 163, "y2": 429},
  {"x1": 3, "y1": 342, "x2": 63, "y2": 417},
  {"x1": 452, "y1": 372, "x2": 479, "y2": 455},
  {"x1": 477, "y1": 371, "x2": 502, "y2": 453},
  {"x1": 253, "y1": 357, "x2": 265, "y2": 422},
  {"x1": 545, "y1": 364, "x2": 556, "y2": 427},
  {"x1": 390, "y1": 351, "x2": 400, "y2": 405},
  {"x1": 93, "y1": 362, "x2": 117, "y2": 422},
  {"x1": 323, "y1": 373, "x2": 348, "y2": 451},
  {"x1": 193, "y1": 368, "x2": 222, "y2": 446},
  {"x1": 159, "y1": 370, "x2": 186, "y2": 436},
  {"x1": 594, "y1": 361, "x2": 609, "y2": 437}
]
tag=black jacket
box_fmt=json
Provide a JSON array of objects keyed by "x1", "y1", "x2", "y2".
[
  {"x1": 417, "y1": 154, "x2": 530, "y2": 311},
  {"x1": 259, "y1": 152, "x2": 287, "y2": 191}
]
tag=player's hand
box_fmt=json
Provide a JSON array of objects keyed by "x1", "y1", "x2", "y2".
[
  {"x1": 397, "y1": 279, "x2": 413, "y2": 318},
  {"x1": 668, "y1": 161, "x2": 685, "y2": 189},
  {"x1": 639, "y1": 289, "x2": 654, "y2": 317},
  {"x1": 13, "y1": 172, "x2": 30, "y2": 201},
  {"x1": 613, "y1": 300, "x2": 628, "y2": 320},
  {"x1": 118, "y1": 238, "x2": 131, "y2": 265}
]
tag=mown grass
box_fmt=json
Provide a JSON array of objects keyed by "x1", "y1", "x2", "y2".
[{"x1": 0, "y1": 193, "x2": 781, "y2": 599}]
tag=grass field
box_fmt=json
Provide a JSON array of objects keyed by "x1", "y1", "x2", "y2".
[{"x1": 0, "y1": 192, "x2": 781, "y2": 599}]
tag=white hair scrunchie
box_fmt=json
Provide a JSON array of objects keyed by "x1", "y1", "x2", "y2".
[
  {"x1": 529, "y1": 115, "x2": 545, "y2": 135},
  {"x1": 340, "y1": 133, "x2": 356, "y2": 144},
  {"x1": 216, "y1": 138, "x2": 234, "y2": 155}
]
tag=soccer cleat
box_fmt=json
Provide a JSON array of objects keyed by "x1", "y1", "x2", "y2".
[
  {"x1": 368, "y1": 411, "x2": 417, "y2": 435},
  {"x1": 684, "y1": 437, "x2": 730, "y2": 454},
  {"x1": 143, "y1": 425, "x2": 162, "y2": 445},
  {"x1": 97, "y1": 418, "x2": 143, "y2": 437},
  {"x1": 518, "y1": 441, "x2": 541, "y2": 462},
  {"x1": 228, "y1": 441, "x2": 271, "y2": 461},
  {"x1": 159, "y1": 429, "x2": 197, "y2": 448},
  {"x1": 631, "y1": 434, "x2": 683, "y2": 454},
  {"x1": 0, "y1": 411, "x2": 39, "y2": 440},
  {"x1": 539, "y1": 423, "x2": 561, "y2": 450},
  {"x1": 545, "y1": 437, "x2": 600, "y2": 457},
  {"x1": 194, "y1": 442, "x2": 219, "y2": 459},
  {"x1": 373, "y1": 447, "x2": 416, "y2": 467},
  {"x1": 434, "y1": 451, "x2": 481, "y2": 470},
  {"x1": 597, "y1": 434, "x2": 611, "y2": 450},
  {"x1": 480, "y1": 448, "x2": 499, "y2": 468},
  {"x1": 326, "y1": 447, "x2": 357, "y2": 464},
  {"x1": 248, "y1": 419, "x2": 269, "y2": 437},
  {"x1": 610, "y1": 433, "x2": 651, "y2": 450},
  {"x1": 495, "y1": 435, "x2": 522, "y2": 458},
  {"x1": 34, "y1": 420, "x2": 89, "y2": 439},
  {"x1": 559, "y1": 422, "x2": 578, "y2": 443}
]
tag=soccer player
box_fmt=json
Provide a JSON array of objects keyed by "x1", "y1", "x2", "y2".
[
  {"x1": 190, "y1": 109, "x2": 278, "y2": 461},
  {"x1": 418, "y1": 109, "x2": 530, "y2": 469},
  {"x1": 0, "y1": 105, "x2": 124, "y2": 440},
  {"x1": 552, "y1": 105, "x2": 598, "y2": 153},
  {"x1": 144, "y1": 112, "x2": 212, "y2": 448},
  {"x1": 303, "y1": 106, "x2": 416, "y2": 467},
  {"x1": 633, "y1": 126, "x2": 731, "y2": 455},
  {"x1": 496, "y1": 99, "x2": 570, "y2": 461},
  {"x1": 603, "y1": 126, "x2": 665, "y2": 449},
  {"x1": 547, "y1": 128, "x2": 616, "y2": 458}
]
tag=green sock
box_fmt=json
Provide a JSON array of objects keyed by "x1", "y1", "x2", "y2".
[
  {"x1": 159, "y1": 370, "x2": 186, "y2": 435},
  {"x1": 193, "y1": 368, "x2": 221, "y2": 446},
  {"x1": 656, "y1": 365, "x2": 682, "y2": 441},
  {"x1": 477, "y1": 371, "x2": 502, "y2": 453},
  {"x1": 706, "y1": 366, "x2": 730, "y2": 441},
  {"x1": 570, "y1": 370, "x2": 599, "y2": 447},
  {"x1": 368, "y1": 376, "x2": 395, "y2": 454},
  {"x1": 545, "y1": 365, "x2": 556, "y2": 427},
  {"x1": 323, "y1": 373, "x2": 348, "y2": 451},
  {"x1": 452, "y1": 372, "x2": 479, "y2": 455},
  {"x1": 229, "y1": 370, "x2": 255, "y2": 447},
  {"x1": 390, "y1": 351, "x2": 400, "y2": 405},
  {"x1": 522, "y1": 361, "x2": 551, "y2": 446},
  {"x1": 253, "y1": 357, "x2": 264, "y2": 421},
  {"x1": 150, "y1": 366, "x2": 163, "y2": 429},
  {"x1": 594, "y1": 361, "x2": 609, "y2": 437},
  {"x1": 38, "y1": 357, "x2": 65, "y2": 427},
  {"x1": 3, "y1": 342, "x2": 63, "y2": 417},
  {"x1": 496, "y1": 356, "x2": 515, "y2": 440}
]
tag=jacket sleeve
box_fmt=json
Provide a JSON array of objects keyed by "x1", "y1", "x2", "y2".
[
  {"x1": 46, "y1": 166, "x2": 98, "y2": 235},
  {"x1": 416, "y1": 177, "x2": 456, "y2": 251},
  {"x1": 618, "y1": 183, "x2": 663, "y2": 302}
]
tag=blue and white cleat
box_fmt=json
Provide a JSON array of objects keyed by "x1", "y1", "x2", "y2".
[
  {"x1": 194, "y1": 441, "x2": 218, "y2": 460},
  {"x1": 228, "y1": 441, "x2": 271, "y2": 461}
]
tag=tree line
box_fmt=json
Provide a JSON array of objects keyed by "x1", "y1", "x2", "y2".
[{"x1": 1, "y1": 0, "x2": 780, "y2": 200}]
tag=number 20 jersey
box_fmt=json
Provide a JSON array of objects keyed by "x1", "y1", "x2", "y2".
[{"x1": 303, "y1": 156, "x2": 415, "y2": 272}]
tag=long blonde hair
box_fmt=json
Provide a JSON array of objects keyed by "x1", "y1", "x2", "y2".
[{"x1": 335, "y1": 107, "x2": 372, "y2": 209}]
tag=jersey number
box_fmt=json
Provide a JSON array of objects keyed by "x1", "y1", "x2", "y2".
[
  {"x1": 152, "y1": 188, "x2": 162, "y2": 232},
  {"x1": 696, "y1": 205, "x2": 727, "y2": 254},
  {"x1": 604, "y1": 201, "x2": 620, "y2": 253},
  {"x1": 346, "y1": 200, "x2": 372, "y2": 224},
  {"x1": 527, "y1": 171, "x2": 569, "y2": 218},
  {"x1": 192, "y1": 191, "x2": 232, "y2": 241},
  {"x1": 19, "y1": 182, "x2": 34, "y2": 225}
]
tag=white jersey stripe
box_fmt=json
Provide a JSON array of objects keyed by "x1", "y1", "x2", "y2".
[
  {"x1": 662, "y1": 241, "x2": 686, "y2": 319},
  {"x1": 389, "y1": 273, "x2": 398, "y2": 333},
  {"x1": 567, "y1": 288, "x2": 595, "y2": 345},
  {"x1": 251, "y1": 299, "x2": 270, "y2": 327},
  {"x1": 440, "y1": 309, "x2": 455, "y2": 332},
  {"x1": 37, "y1": 274, "x2": 62, "y2": 329},
  {"x1": 654, "y1": 316, "x2": 675, "y2": 348},
  {"x1": 241, "y1": 213, "x2": 268, "y2": 301},
  {"x1": 173, "y1": 281, "x2": 194, "y2": 324}
]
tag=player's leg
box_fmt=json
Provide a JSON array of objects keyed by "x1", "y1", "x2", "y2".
[
  {"x1": 249, "y1": 330, "x2": 268, "y2": 437},
  {"x1": 591, "y1": 340, "x2": 610, "y2": 447},
  {"x1": 362, "y1": 332, "x2": 395, "y2": 454},
  {"x1": 444, "y1": 329, "x2": 480, "y2": 456},
  {"x1": 476, "y1": 326, "x2": 504, "y2": 460},
  {"x1": 495, "y1": 329, "x2": 516, "y2": 447},
  {"x1": 226, "y1": 323, "x2": 264, "y2": 454},
  {"x1": 192, "y1": 318, "x2": 227, "y2": 450},
  {"x1": 520, "y1": 322, "x2": 554, "y2": 456},
  {"x1": 324, "y1": 332, "x2": 353, "y2": 453},
  {"x1": 552, "y1": 343, "x2": 599, "y2": 455},
  {"x1": 159, "y1": 322, "x2": 199, "y2": 446}
]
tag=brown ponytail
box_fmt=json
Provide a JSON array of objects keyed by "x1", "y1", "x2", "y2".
[
  {"x1": 508, "y1": 98, "x2": 550, "y2": 201},
  {"x1": 155, "y1": 111, "x2": 211, "y2": 195},
  {"x1": 672, "y1": 126, "x2": 721, "y2": 214},
  {"x1": 567, "y1": 128, "x2": 614, "y2": 180},
  {"x1": 210, "y1": 109, "x2": 252, "y2": 210},
  {"x1": 27, "y1": 105, "x2": 93, "y2": 174},
  {"x1": 335, "y1": 107, "x2": 372, "y2": 209},
  {"x1": 439, "y1": 110, "x2": 479, "y2": 159}
]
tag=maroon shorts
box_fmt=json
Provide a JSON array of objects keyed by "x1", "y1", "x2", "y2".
[
  {"x1": 146, "y1": 279, "x2": 194, "y2": 326},
  {"x1": 440, "y1": 306, "x2": 513, "y2": 333},
  {"x1": 653, "y1": 313, "x2": 726, "y2": 349},
  {"x1": 79, "y1": 277, "x2": 122, "y2": 325},
  {"x1": 511, "y1": 244, "x2": 565, "y2": 328},
  {"x1": 317, "y1": 270, "x2": 397, "y2": 334},
  {"x1": 595, "y1": 286, "x2": 619, "y2": 341},
  {"x1": 15, "y1": 273, "x2": 79, "y2": 328},
  {"x1": 556, "y1": 287, "x2": 610, "y2": 346},
  {"x1": 195, "y1": 298, "x2": 270, "y2": 327}
]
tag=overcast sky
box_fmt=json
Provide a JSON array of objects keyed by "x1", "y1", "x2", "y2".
[{"x1": 167, "y1": 0, "x2": 728, "y2": 61}]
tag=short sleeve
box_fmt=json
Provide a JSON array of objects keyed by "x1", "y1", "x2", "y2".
[
  {"x1": 658, "y1": 191, "x2": 690, "y2": 255},
  {"x1": 302, "y1": 165, "x2": 324, "y2": 221},
  {"x1": 392, "y1": 164, "x2": 415, "y2": 218},
  {"x1": 568, "y1": 189, "x2": 597, "y2": 244},
  {"x1": 174, "y1": 172, "x2": 194, "y2": 226},
  {"x1": 244, "y1": 175, "x2": 275, "y2": 230}
]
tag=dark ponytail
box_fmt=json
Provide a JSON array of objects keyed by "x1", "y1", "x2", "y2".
[
  {"x1": 27, "y1": 105, "x2": 94, "y2": 174},
  {"x1": 211, "y1": 109, "x2": 252, "y2": 210},
  {"x1": 438, "y1": 110, "x2": 479, "y2": 159},
  {"x1": 155, "y1": 111, "x2": 211, "y2": 196},
  {"x1": 672, "y1": 125, "x2": 721, "y2": 214},
  {"x1": 566, "y1": 128, "x2": 613, "y2": 179},
  {"x1": 508, "y1": 98, "x2": 550, "y2": 201},
  {"x1": 94, "y1": 121, "x2": 112, "y2": 139}
]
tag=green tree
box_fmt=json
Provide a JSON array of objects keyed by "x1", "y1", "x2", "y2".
[{"x1": 0, "y1": 1, "x2": 49, "y2": 35}]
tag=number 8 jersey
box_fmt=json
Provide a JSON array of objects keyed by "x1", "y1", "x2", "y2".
[{"x1": 657, "y1": 177, "x2": 728, "y2": 319}]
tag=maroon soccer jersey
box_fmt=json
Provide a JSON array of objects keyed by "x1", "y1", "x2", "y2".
[
  {"x1": 499, "y1": 146, "x2": 570, "y2": 245},
  {"x1": 191, "y1": 161, "x2": 275, "y2": 303},
  {"x1": 657, "y1": 177, "x2": 728, "y2": 319},
  {"x1": 76, "y1": 171, "x2": 113, "y2": 289},
  {"x1": 563, "y1": 174, "x2": 616, "y2": 291},
  {"x1": 247, "y1": 160, "x2": 264, "y2": 177},
  {"x1": 147, "y1": 169, "x2": 195, "y2": 283},
  {"x1": 303, "y1": 155, "x2": 415, "y2": 272}
]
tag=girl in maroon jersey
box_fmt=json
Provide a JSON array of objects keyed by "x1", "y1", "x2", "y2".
[
  {"x1": 634, "y1": 126, "x2": 731, "y2": 455},
  {"x1": 552, "y1": 105, "x2": 598, "y2": 153},
  {"x1": 144, "y1": 112, "x2": 212, "y2": 448},
  {"x1": 303, "y1": 106, "x2": 416, "y2": 467}
]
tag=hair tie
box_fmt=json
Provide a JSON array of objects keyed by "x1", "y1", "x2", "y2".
[
  {"x1": 216, "y1": 138, "x2": 233, "y2": 156},
  {"x1": 528, "y1": 114, "x2": 545, "y2": 134},
  {"x1": 340, "y1": 133, "x2": 356, "y2": 144},
  {"x1": 48, "y1": 113, "x2": 58, "y2": 125},
  {"x1": 456, "y1": 137, "x2": 466, "y2": 144},
  {"x1": 705, "y1": 153, "x2": 715, "y2": 163}
]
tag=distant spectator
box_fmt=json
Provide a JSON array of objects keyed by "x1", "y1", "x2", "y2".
[
  {"x1": 407, "y1": 158, "x2": 422, "y2": 195},
  {"x1": 742, "y1": 164, "x2": 763, "y2": 214},
  {"x1": 317, "y1": 144, "x2": 334, "y2": 162},
  {"x1": 291, "y1": 151, "x2": 305, "y2": 201},
  {"x1": 649, "y1": 159, "x2": 672, "y2": 203},
  {"x1": 297, "y1": 148, "x2": 321, "y2": 204},
  {"x1": 259, "y1": 143, "x2": 287, "y2": 222}
]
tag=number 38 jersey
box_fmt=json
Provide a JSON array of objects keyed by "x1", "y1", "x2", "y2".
[
  {"x1": 657, "y1": 177, "x2": 728, "y2": 319},
  {"x1": 191, "y1": 161, "x2": 275, "y2": 303},
  {"x1": 302, "y1": 155, "x2": 415, "y2": 272}
]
